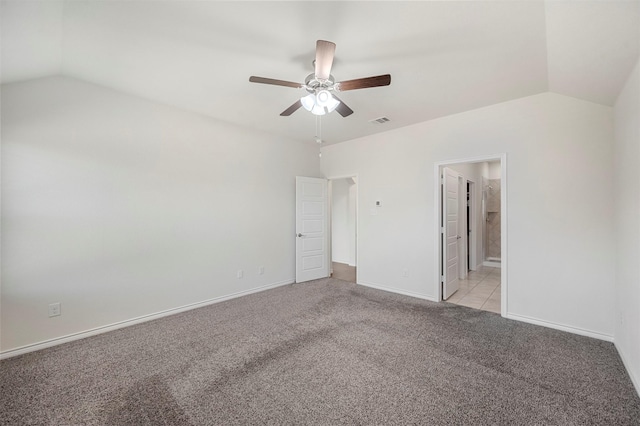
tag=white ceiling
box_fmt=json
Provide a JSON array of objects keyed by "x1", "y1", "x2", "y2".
[{"x1": 2, "y1": 1, "x2": 639, "y2": 145}]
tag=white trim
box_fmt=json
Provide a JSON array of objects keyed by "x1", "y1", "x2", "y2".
[
  {"x1": 615, "y1": 343, "x2": 640, "y2": 397},
  {"x1": 324, "y1": 173, "x2": 359, "y2": 181},
  {"x1": 499, "y1": 154, "x2": 508, "y2": 317},
  {"x1": 327, "y1": 179, "x2": 333, "y2": 275},
  {"x1": 434, "y1": 164, "x2": 443, "y2": 302},
  {"x1": 0, "y1": 279, "x2": 293, "y2": 360},
  {"x1": 506, "y1": 313, "x2": 614, "y2": 342},
  {"x1": 483, "y1": 261, "x2": 501, "y2": 267},
  {"x1": 434, "y1": 153, "x2": 508, "y2": 318},
  {"x1": 357, "y1": 280, "x2": 438, "y2": 302}
]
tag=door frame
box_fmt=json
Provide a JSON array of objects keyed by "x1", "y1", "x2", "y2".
[
  {"x1": 434, "y1": 153, "x2": 508, "y2": 317},
  {"x1": 326, "y1": 174, "x2": 359, "y2": 283}
]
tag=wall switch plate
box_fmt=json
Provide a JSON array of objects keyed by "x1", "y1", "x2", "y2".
[
  {"x1": 48, "y1": 302, "x2": 61, "y2": 317},
  {"x1": 237, "y1": 269, "x2": 243, "y2": 279},
  {"x1": 258, "y1": 266, "x2": 264, "y2": 275}
]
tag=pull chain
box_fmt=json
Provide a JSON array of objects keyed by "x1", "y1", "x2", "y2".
[
  {"x1": 315, "y1": 115, "x2": 322, "y2": 144},
  {"x1": 315, "y1": 115, "x2": 323, "y2": 157}
]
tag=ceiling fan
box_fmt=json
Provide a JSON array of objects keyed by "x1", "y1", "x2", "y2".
[{"x1": 249, "y1": 40, "x2": 391, "y2": 117}]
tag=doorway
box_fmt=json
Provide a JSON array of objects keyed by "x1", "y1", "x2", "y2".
[
  {"x1": 329, "y1": 177, "x2": 357, "y2": 283},
  {"x1": 435, "y1": 155, "x2": 507, "y2": 316},
  {"x1": 482, "y1": 161, "x2": 502, "y2": 267}
]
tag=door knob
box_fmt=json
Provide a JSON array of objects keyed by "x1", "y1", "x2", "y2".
[{"x1": 297, "y1": 233, "x2": 305, "y2": 237}]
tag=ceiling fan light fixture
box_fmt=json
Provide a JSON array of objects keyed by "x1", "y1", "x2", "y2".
[
  {"x1": 301, "y1": 93, "x2": 325, "y2": 115},
  {"x1": 315, "y1": 90, "x2": 332, "y2": 106},
  {"x1": 326, "y1": 96, "x2": 340, "y2": 113},
  {"x1": 301, "y1": 93, "x2": 315, "y2": 112},
  {"x1": 300, "y1": 92, "x2": 341, "y2": 116}
]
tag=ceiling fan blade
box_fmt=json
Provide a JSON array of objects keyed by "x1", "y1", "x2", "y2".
[
  {"x1": 337, "y1": 74, "x2": 391, "y2": 91},
  {"x1": 332, "y1": 95, "x2": 354, "y2": 117},
  {"x1": 249, "y1": 76, "x2": 303, "y2": 89},
  {"x1": 315, "y1": 40, "x2": 336, "y2": 80},
  {"x1": 280, "y1": 99, "x2": 303, "y2": 116}
]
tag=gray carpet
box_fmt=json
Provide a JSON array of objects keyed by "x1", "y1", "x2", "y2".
[{"x1": 1, "y1": 278, "x2": 639, "y2": 425}]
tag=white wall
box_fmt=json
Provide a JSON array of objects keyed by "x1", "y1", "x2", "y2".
[
  {"x1": 321, "y1": 92, "x2": 615, "y2": 339},
  {"x1": 0, "y1": 76, "x2": 321, "y2": 353},
  {"x1": 488, "y1": 160, "x2": 501, "y2": 179},
  {"x1": 613, "y1": 58, "x2": 640, "y2": 394},
  {"x1": 331, "y1": 178, "x2": 356, "y2": 266},
  {"x1": 0, "y1": 1, "x2": 63, "y2": 83}
]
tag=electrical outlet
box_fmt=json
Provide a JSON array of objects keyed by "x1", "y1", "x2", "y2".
[
  {"x1": 48, "y1": 302, "x2": 61, "y2": 317},
  {"x1": 237, "y1": 269, "x2": 243, "y2": 279},
  {"x1": 258, "y1": 266, "x2": 264, "y2": 275},
  {"x1": 402, "y1": 269, "x2": 409, "y2": 278}
]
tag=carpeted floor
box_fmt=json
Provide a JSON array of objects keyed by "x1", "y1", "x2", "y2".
[{"x1": 1, "y1": 278, "x2": 639, "y2": 425}]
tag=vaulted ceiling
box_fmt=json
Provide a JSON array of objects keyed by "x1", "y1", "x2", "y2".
[{"x1": 2, "y1": 1, "x2": 639, "y2": 145}]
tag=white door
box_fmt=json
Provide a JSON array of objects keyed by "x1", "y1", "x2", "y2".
[
  {"x1": 442, "y1": 167, "x2": 460, "y2": 299},
  {"x1": 296, "y1": 176, "x2": 329, "y2": 283}
]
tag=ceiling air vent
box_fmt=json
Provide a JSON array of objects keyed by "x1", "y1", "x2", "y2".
[{"x1": 370, "y1": 116, "x2": 390, "y2": 124}]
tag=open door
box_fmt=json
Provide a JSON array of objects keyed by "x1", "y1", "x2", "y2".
[
  {"x1": 296, "y1": 176, "x2": 329, "y2": 283},
  {"x1": 442, "y1": 167, "x2": 460, "y2": 299}
]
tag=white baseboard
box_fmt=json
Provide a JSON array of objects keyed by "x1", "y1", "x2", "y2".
[
  {"x1": 332, "y1": 260, "x2": 356, "y2": 267},
  {"x1": 615, "y1": 342, "x2": 640, "y2": 397},
  {"x1": 483, "y1": 261, "x2": 501, "y2": 268},
  {"x1": 357, "y1": 280, "x2": 438, "y2": 302},
  {"x1": 506, "y1": 313, "x2": 614, "y2": 342},
  {"x1": 355, "y1": 283, "x2": 614, "y2": 343},
  {"x1": 0, "y1": 279, "x2": 294, "y2": 360}
]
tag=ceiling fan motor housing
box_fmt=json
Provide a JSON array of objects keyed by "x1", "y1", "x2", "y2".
[{"x1": 304, "y1": 73, "x2": 336, "y2": 94}]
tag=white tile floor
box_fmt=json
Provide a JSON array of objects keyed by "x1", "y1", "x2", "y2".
[{"x1": 446, "y1": 265, "x2": 501, "y2": 314}]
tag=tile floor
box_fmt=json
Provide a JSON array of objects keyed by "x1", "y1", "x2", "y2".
[{"x1": 446, "y1": 265, "x2": 501, "y2": 314}]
